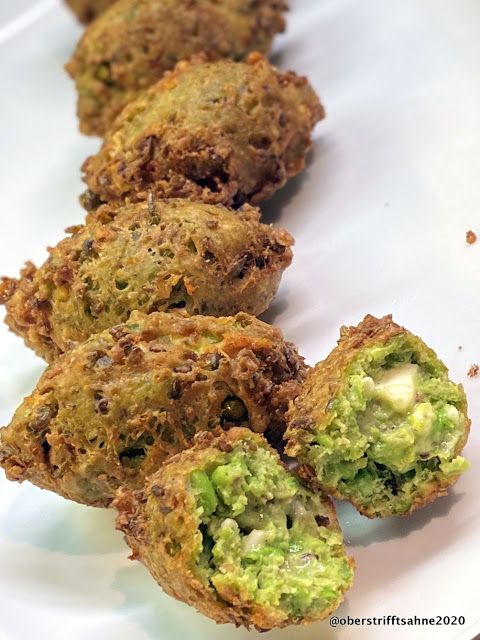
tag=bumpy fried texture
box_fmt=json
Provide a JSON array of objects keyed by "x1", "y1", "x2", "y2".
[
  {"x1": 66, "y1": 0, "x2": 287, "y2": 136},
  {"x1": 82, "y1": 53, "x2": 324, "y2": 208},
  {"x1": 64, "y1": 0, "x2": 116, "y2": 24},
  {"x1": 0, "y1": 312, "x2": 306, "y2": 507},
  {"x1": 114, "y1": 429, "x2": 354, "y2": 630},
  {"x1": 285, "y1": 315, "x2": 471, "y2": 518},
  {"x1": 0, "y1": 199, "x2": 293, "y2": 363}
]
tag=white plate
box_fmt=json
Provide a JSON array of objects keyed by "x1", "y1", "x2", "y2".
[{"x1": 0, "y1": 1, "x2": 479, "y2": 639}]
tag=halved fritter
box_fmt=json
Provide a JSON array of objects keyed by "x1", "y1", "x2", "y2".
[
  {"x1": 64, "y1": 0, "x2": 116, "y2": 24},
  {"x1": 81, "y1": 53, "x2": 324, "y2": 208},
  {"x1": 114, "y1": 428, "x2": 354, "y2": 630},
  {"x1": 66, "y1": 0, "x2": 287, "y2": 136},
  {"x1": 0, "y1": 199, "x2": 293, "y2": 363},
  {"x1": 285, "y1": 315, "x2": 470, "y2": 518},
  {"x1": 0, "y1": 312, "x2": 306, "y2": 507}
]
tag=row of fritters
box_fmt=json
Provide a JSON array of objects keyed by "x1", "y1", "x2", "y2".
[
  {"x1": 62, "y1": 1, "x2": 322, "y2": 208},
  {"x1": 3, "y1": 1, "x2": 335, "y2": 628},
  {"x1": 3, "y1": 1, "x2": 470, "y2": 629},
  {"x1": 63, "y1": 1, "x2": 322, "y2": 210},
  {"x1": 62, "y1": 0, "x2": 322, "y2": 209},
  {"x1": 61, "y1": 1, "x2": 322, "y2": 209},
  {"x1": 2, "y1": 52, "x2": 321, "y2": 361},
  {"x1": 0, "y1": 312, "x2": 470, "y2": 628}
]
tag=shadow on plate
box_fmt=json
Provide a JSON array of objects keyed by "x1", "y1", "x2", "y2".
[
  {"x1": 335, "y1": 489, "x2": 470, "y2": 602},
  {"x1": 258, "y1": 293, "x2": 290, "y2": 326},
  {"x1": 337, "y1": 490, "x2": 464, "y2": 548},
  {"x1": 260, "y1": 148, "x2": 317, "y2": 225},
  {"x1": 269, "y1": 48, "x2": 287, "y2": 70},
  {"x1": 113, "y1": 562, "x2": 346, "y2": 640},
  {"x1": 1, "y1": 485, "x2": 125, "y2": 555}
]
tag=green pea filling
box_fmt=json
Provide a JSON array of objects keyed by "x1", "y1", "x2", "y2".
[
  {"x1": 306, "y1": 335, "x2": 469, "y2": 515},
  {"x1": 189, "y1": 443, "x2": 353, "y2": 621}
]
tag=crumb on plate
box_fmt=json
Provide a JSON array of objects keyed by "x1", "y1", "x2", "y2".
[
  {"x1": 467, "y1": 364, "x2": 479, "y2": 378},
  {"x1": 466, "y1": 230, "x2": 477, "y2": 245}
]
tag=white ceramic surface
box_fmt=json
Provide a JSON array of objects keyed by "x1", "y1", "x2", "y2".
[{"x1": 0, "y1": 1, "x2": 479, "y2": 638}]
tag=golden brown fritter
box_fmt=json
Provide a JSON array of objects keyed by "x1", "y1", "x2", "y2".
[
  {"x1": 114, "y1": 428, "x2": 354, "y2": 630},
  {"x1": 285, "y1": 315, "x2": 471, "y2": 518},
  {"x1": 64, "y1": 0, "x2": 116, "y2": 24},
  {"x1": 0, "y1": 199, "x2": 293, "y2": 363},
  {"x1": 0, "y1": 312, "x2": 306, "y2": 507},
  {"x1": 81, "y1": 53, "x2": 324, "y2": 208},
  {"x1": 66, "y1": 0, "x2": 288, "y2": 136}
]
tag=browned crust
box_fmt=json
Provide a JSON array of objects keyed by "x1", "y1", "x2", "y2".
[
  {"x1": 1, "y1": 264, "x2": 62, "y2": 360},
  {"x1": 114, "y1": 428, "x2": 354, "y2": 630},
  {"x1": 0, "y1": 276, "x2": 18, "y2": 304},
  {"x1": 285, "y1": 315, "x2": 471, "y2": 518},
  {"x1": 81, "y1": 53, "x2": 324, "y2": 207}
]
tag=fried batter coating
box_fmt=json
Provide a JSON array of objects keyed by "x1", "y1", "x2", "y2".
[
  {"x1": 81, "y1": 53, "x2": 324, "y2": 208},
  {"x1": 0, "y1": 312, "x2": 306, "y2": 507},
  {"x1": 0, "y1": 199, "x2": 293, "y2": 363},
  {"x1": 64, "y1": 0, "x2": 116, "y2": 24},
  {"x1": 114, "y1": 428, "x2": 354, "y2": 630},
  {"x1": 285, "y1": 315, "x2": 471, "y2": 518},
  {"x1": 66, "y1": 0, "x2": 288, "y2": 136}
]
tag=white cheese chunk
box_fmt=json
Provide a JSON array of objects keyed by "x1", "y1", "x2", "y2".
[
  {"x1": 444, "y1": 404, "x2": 459, "y2": 424},
  {"x1": 243, "y1": 529, "x2": 269, "y2": 552},
  {"x1": 375, "y1": 363, "x2": 419, "y2": 414}
]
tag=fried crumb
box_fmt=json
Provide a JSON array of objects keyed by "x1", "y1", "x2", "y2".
[
  {"x1": 0, "y1": 200, "x2": 293, "y2": 361},
  {"x1": 466, "y1": 230, "x2": 477, "y2": 245},
  {"x1": 0, "y1": 313, "x2": 306, "y2": 506},
  {"x1": 285, "y1": 315, "x2": 471, "y2": 519},
  {"x1": 64, "y1": 224, "x2": 83, "y2": 235},
  {"x1": 113, "y1": 428, "x2": 353, "y2": 630},
  {"x1": 467, "y1": 364, "x2": 479, "y2": 378}
]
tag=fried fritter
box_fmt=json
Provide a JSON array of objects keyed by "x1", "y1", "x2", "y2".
[
  {"x1": 66, "y1": 0, "x2": 288, "y2": 136},
  {"x1": 114, "y1": 428, "x2": 354, "y2": 630},
  {"x1": 285, "y1": 315, "x2": 471, "y2": 518},
  {"x1": 0, "y1": 199, "x2": 293, "y2": 363},
  {"x1": 0, "y1": 312, "x2": 306, "y2": 507},
  {"x1": 81, "y1": 53, "x2": 324, "y2": 208},
  {"x1": 64, "y1": 0, "x2": 116, "y2": 24}
]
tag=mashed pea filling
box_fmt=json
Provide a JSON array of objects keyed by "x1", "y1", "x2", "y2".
[
  {"x1": 307, "y1": 335, "x2": 469, "y2": 515},
  {"x1": 189, "y1": 445, "x2": 353, "y2": 621}
]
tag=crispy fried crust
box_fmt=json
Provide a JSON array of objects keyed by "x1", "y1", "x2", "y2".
[
  {"x1": 66, "y1": 0, "x2": 288, "y2": 135},
  {"x1": 0, "y1": 199, "x2": 293, "y2": 363},
  {"x1": 0, "y1": 312, "x2": 306, "y2": 507},
  {"x1": 114, "y1": 428, "x2": 353, "y2": 630},
  {"x1": 64, "y1": 0, "x2": 116, "y2": 24},
  {"x1": 81, "y1": 53, "x2": 324, "y2": 207},
  {"x1": 285, "y1": 315, "x2": 471, "y2": 518}
]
